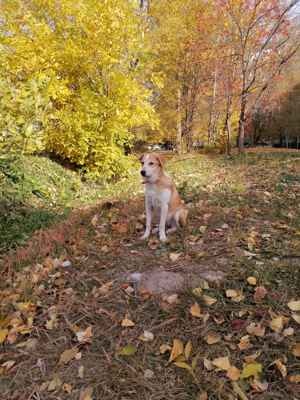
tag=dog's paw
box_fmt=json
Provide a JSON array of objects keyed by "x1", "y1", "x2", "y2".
[
  {"x1": 159, "y1": 233, "x2": 167, "y2": 242},
  {"x1": 140, "y1": 233, "x2": 150, "y2": 241}
]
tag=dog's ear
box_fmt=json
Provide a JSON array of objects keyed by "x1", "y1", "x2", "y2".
[
  {"x1": 155, "y1": 154, "x2": 163, "y2": 168},
  {"x1": 139, "y1": 154, "x2": 145, "y2": 163}
]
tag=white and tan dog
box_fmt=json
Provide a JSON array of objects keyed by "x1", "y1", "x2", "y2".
[{"x1": 140, "y1": 153, "x2": 188, "y2": 242}]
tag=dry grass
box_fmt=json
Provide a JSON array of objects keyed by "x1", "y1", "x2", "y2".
[{"x1": 1, "y1": 149, "x2": 300, "y2": 400}]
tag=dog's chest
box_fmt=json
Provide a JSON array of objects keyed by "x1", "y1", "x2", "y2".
[{"x1": 145, "y1": 186, "x2": 171, "y2": 209}]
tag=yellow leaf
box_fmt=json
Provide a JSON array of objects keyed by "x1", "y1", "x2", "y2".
[
  {"x1": 212, "y1": 356, "x2": 231, "y2": 371},
  {"x1": 203, "y1": 295, "x2": 217, "y2": 306},
  {"x1": 59, "y1": 348, "x2": 78, "y2": 365},
  {"x1": 227, "y1": 366, "x2": 241, "y2": 381},
  {"x1": 117, "y1": 344, "x2": 137, "y2": 356},
  {"x1": 0, "y1": 329, "x2": 8, "y2": 344},
  {"x1": 247, "y1": 276, "x2": 257, "y2": 286},
  {"x1": 288, "y1": 300, "x2": 300, "y2": 311},
  {"x1": 192, "y1": 287, "x2": 203, "y2": 297},
  {"x1": 79, "y1": 386, "x2": 93, "y2": 400},
  {"x1": 184, "y1": 340, "x2": 192, "y2": 360},
  {"x1": 121, "y1": 318, "x2": 135, "y2": 327},
  {"x1": 240, "y1": 362, "x2": 262, "y2": 379},
  {"x1": 190, "y1": 302, "x2": 202, "y2": 318},
  {"x1": 169, "y1": 339, "x2": 184, "y2": 362},
  {"x1": 269, "y1": 316, "x2": 283, "y2": 332},
  {"x1": 292, "y1": 343, "x2": 300, "y2": 357},
  {"x1": 205, "y1": 332, "x2": 221, "y2": 345}
]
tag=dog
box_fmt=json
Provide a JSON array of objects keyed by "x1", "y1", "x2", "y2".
[{"x1": 139, "y1": 153, "x2": 188, "y2": 242}]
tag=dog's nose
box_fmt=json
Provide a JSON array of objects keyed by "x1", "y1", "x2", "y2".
[{"x1": 141, "y1": 170, "x2": 146, "y2": 177}]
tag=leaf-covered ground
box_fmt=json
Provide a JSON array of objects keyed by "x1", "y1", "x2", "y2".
[{"x1": 1, "y1": 149, "x2": 300, "y2": 400}]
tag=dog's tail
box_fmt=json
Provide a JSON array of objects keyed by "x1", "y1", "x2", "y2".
[{"x1": 177, "y1": 208, "x2": 188, "y2": 227}]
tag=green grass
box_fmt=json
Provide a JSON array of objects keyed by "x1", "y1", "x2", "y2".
[{"x1": 1, "y1": 149, "x2": 299, "y2": 253}]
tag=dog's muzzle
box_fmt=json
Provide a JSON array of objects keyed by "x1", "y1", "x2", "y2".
[{"x1": 141, "y1": 170, "x2": 146, "y2": 177}]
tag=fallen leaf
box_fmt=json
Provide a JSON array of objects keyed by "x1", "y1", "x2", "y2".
[
  {"x1": 212, "y1": 356, "x2": 231, "y2": 371},
  {"x1": 244, "y1": 352, "x2": 261, "y2": 363},
  {"x1": 144, "y1": 369, "x2": 154, "y2": 379},
  {"x1": 91, "y1": 214, "x2": 98, "y2": 226},
  {"x1": 288, "y1": 300, "x2": 300, "y2": 311},
  {"x1": 246, "y1": 323, "x2": 265, "y2": 337},
  {"x1": 169, "y1": 252, "x2": 181, "y2": 262},
  {"x1": 288, "y1": 374, "x2": 300, "y2": 383},
  {"x1": 283, "y1": 327, "x2": 294, "y2": 336},
  {"x1": 226, "y1": 289, "x2": 238, "y2": 298},
  {"x1": 98, "y1": 281, "x2": 114, "y2": 295},
  {"x1": 292, "y1": 343, "x2": 300, "y2": 357},
  {"x1": 247, "y1": 276, "x2": 257, "y2": 286},
  {"x1": 291, "y1": 313, "x2": 300, "y2": 324},
  {"x1": 48, "y1": 375, "x2": 62, "y2": 391},
  {"x1": 121, "y1": 318, "x2": 135, "y2": 328},
  {"x1": 254, "y1": 286, "x2": 267, "y2": 302},
  {"x1": 59, "y1": 348, "x2": 78, "y2": 365},
  {"x1": 227, "y1": 366, "x2": 241, "y2": 381},
  {"x1": 76, "y1": 326, "x2": 93, "y2": 343},
  {"x1": 1, "y1": 360, "x2": 15, "y2": 371},
  {"x1": 139, "y1": 330, "x2": 154, "y2": 342},
  {"x1": 251, "y1": 379, "x2": 268, "y2": 392},
  {"x1": 0, "y1": 329, "x2": 8, "y2": 344},
  {"x1": 205, "y1": 332, "x2": 221, "y2": 345},
  {"x1": 269, "y1": 316, "x2": 283, "y2": 333},
  {"x1": 203, "y1": 295, "x2": 217, "y2": 306},
  {"x1": 274, "y1": 359, "x2": 287, "y2": 377},
  {"x1": 203, "y1": 358, "x2": 214, "y2": 371},
  {"x1": 238, "y1": 336, "x2": 252, "y2": 351},
  {"x1": 163, "y1": 294, "x2": 179, "y2": 304},
  {"x1": 78, "y1": 365, "x2": 84, "y2": 378},
  {"x1": 79, "y1": 386, "x2": 93, "y2": 400},
  {"x1": 190, "y1": 303, "x2": 202, "y2": 318},
  {"x1": 192, "y1": 287, "x2": 203, "y2": 297},
  {"x1": 184, "y1": 340, "x2": 192, "y2": 360},
  {"x1": 169, "y1": 339, "x2": 184, "y2": 362},
  {"x1": 160, "y1": 343, "x2": 172, "y2": 354},
  {"x1": 63, "y1": 383, "x2": 72, "y2": 394},
  {"x1": 118, "y1": 344, "x2": 137, "y2": 356},
  {"x1": 240, "y1": 362, "x2": 262, "y2": 379}
]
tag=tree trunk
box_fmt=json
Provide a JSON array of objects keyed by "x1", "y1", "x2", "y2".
[
  {"x1": 208, "y1": 66, "x2": 218, "y2": 145},
  {"x1": 176, "y1": 87, "x2": 183, "y2": 154},
  {"x1": 237, "y1": 94, "x2": 247, "y2": 152}
]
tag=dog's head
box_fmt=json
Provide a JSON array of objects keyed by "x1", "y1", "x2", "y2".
[{"x1": 139, "y1": 153, "x2": 163, "y2": 183}]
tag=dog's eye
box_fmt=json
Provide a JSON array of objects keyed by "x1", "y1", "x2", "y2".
[{"x1": 149, "y1": 162, "x2": 154, "y2": 166}]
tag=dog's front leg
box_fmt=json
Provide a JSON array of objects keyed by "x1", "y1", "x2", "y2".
[
  {"x1": 159, "y1": 203, "x2": 168, "y2": 242},
  {"x1": 140, "y1": 196, "x2": 152, "y2": 240}
]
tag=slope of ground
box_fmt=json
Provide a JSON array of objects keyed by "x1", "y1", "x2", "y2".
[{"x1": 0, "y1": 150, "x2": 300, "y2": 400}]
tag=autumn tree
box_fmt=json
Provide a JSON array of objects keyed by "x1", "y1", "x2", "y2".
[
  {"x1": 217, "y1": 0, "x2": 300, "y2": 152},
  {"x1": 0, "y1": 0, "x2": 156, "y2": 179}
]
